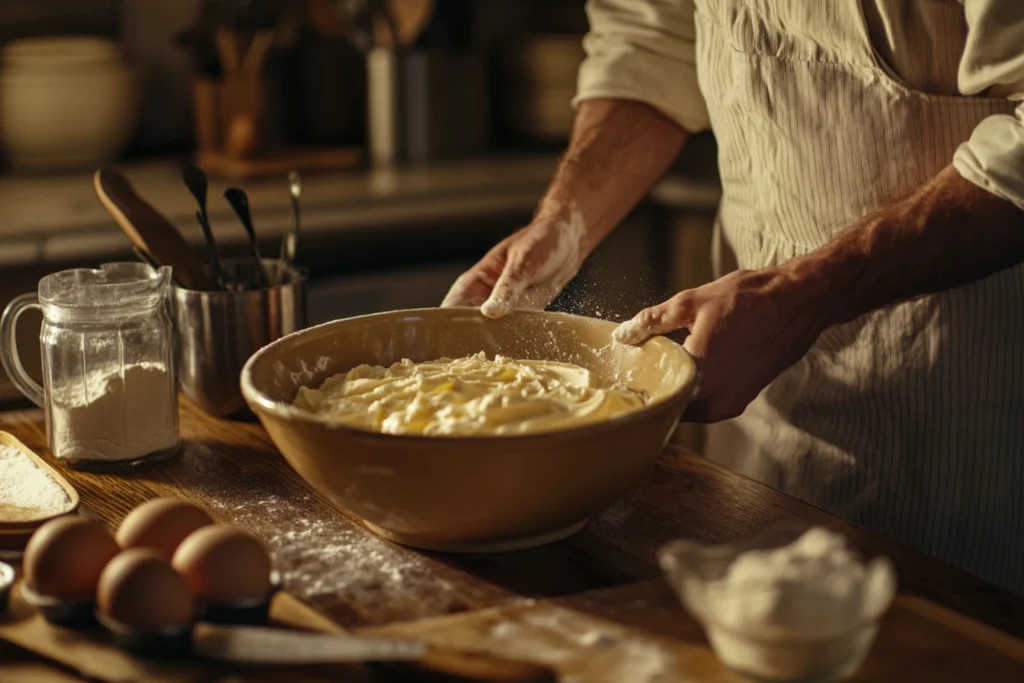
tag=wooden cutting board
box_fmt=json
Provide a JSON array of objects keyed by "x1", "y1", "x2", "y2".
[
  {"x1": 362, "y1": 580, "x2": 1024, "y2": 683},
  {"x1": 0, "y1": 581, "x2": 364, "y2": 683}
]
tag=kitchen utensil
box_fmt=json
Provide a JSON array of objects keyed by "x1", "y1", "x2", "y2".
[
  {"x1": 241, "y1": 308, "x2": 698, "y2": 552},
  {"x1": 191, "y1": 623, "x2": 556, "y2": 681},
  {"x1": 94, "y1": 168, "x2": 216, "y2": 291},
  {"x1": 380, "y1": 0, "x2": 435, "y2": 47},
  {"x1": 174, "y1": 258, "x2": 308, "y2": 418},
  {"x1": 369, "y1": 0, "x2": 399, "y2": 48},
  {"x1": 0, "y1": 587, "x2": 321, "y2": 683},
  {"x1": 242, "y1": 29, "x2": 276, "y2": 74},
  {"x1": 0, "y1": 263, "x2": 180, "y2": 468},
  {"x1": 0, "y1": 37, "x2": 139, "y2": 171},
  {"x1": 0, "y1": 431, "x2": 79, "y2": 551},
  {"x1": 215, "y1": 27, "x2": 241, "y2": 77},
  {"x1": 132, "y1": 246, "x2": 162, "y2": 271},
  {"x1": 279, "y1": 171, "x2": 302, "y2": 269},
  {"x1": 367, "y1": 47, "x2": 488, "y2": 164},
  {"x1": 182, "y1": 164, "x2": 226, "y2": 290},
  {"x1": 4, "y1": 579, "x2": 555, "y2": 682},
  {"x1": 223, "y1": 187, "x2": 270, "y2": 288}
]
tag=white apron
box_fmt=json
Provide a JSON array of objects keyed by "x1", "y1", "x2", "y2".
[{"x1": 694, "y1": 0, "x2": 1024, "y2": 593}]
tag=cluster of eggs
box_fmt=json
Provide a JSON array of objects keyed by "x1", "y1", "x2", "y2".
[{"x1": 24, "y1": 498, "x2": 273, "y2": 630}]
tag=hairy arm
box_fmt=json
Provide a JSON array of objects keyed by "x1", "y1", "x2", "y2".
[
  {"x1": 615, "y1": 165, "x2": 1024, "y2": 422},
  {"x1": 537, "y1": 98, "x2": 688, "y2": 252},
  {"x1": 795, "y1": 165, "x2": 1024, "y2": 328},
  {"x1": 442, "y1": 98, "x2": 686, "y2": 314},
  {"x1": 443, "y1": 0, "x2": 704, "y2": 314}
]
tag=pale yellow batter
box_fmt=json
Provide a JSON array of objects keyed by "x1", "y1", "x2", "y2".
[{"x1": 292, "y1": 352, "x2": 646, "y2": 435}]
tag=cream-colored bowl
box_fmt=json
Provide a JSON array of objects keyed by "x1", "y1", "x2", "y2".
[
  {"x1": 0, "y1": 37, "x2": 139, "y2": 170},
  {"x1": 241, "y1": 308, "x2": 698, "y2": 553}
]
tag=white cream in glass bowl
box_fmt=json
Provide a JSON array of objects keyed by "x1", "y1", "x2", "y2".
[{"x1": 659, "y1": 523, "x2": 896, "y2": 683}]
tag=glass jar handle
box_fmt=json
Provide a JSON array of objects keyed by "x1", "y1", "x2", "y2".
[{"x1": 0, "y1": 293, "x2": 45, "y2": 408}]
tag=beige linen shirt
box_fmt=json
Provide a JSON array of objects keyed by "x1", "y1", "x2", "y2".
[{"x1": 576, "y1": 0, "x2": 1024, "y2": 208}]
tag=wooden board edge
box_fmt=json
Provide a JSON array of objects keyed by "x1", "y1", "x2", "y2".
[{"x1": 896, "y1": 595, "x2": 1024, "y2": 664}]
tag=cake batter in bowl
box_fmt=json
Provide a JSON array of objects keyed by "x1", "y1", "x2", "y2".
[{"x1": 241, "y1": 308, "x2": 697, "y2": 552}]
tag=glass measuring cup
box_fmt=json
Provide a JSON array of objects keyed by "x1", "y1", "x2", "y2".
[{"x1": 0, "y1": 262, "x2": 180, "y2": 467}]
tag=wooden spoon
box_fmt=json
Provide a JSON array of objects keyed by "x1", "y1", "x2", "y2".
[{"x1": 94, "y1": 168, "x2": 215, "y2": 291}]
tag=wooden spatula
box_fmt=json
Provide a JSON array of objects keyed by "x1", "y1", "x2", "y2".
[{"x1": 94, "y1": 168, "x2": 216, "y2": 291}]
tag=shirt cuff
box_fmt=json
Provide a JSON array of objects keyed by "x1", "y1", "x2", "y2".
[
  {"x1": 573, "y1": 41, "x2": 711, "y2": 133},
  {"x1": 953, "y1": 108, "x2": 1024, "y2": 211}
]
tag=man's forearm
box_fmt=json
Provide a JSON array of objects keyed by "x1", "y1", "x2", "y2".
[
  {"x1": 537, "y1": 99, "x2": 687, "y2": 254},
  {"x1": 784, "y1": 165, "x2": 1024, "y2": 329}
]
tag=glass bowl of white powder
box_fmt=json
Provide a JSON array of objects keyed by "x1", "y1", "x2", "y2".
[{"x1": 659, "y1": 524, "x2": 896, "y2": 683}]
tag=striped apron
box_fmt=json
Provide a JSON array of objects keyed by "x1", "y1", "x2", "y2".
[{"x1": 694, "y1": 0, "x2": 1024, "y2": 593}]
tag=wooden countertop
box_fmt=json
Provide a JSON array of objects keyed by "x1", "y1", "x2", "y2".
[{"x1": 1, "y1": 400, "x2": 1020, "y2": 642}]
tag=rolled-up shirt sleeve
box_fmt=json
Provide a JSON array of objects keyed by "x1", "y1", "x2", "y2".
[
  {"x1": 574, "y1": 0, "x2": 710, "y2": 133},
  {"x1": 952, "y1": 0, "x2": 1024, "y2": 210}
]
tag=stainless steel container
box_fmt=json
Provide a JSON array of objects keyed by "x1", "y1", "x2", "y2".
[
  {"x1": 367, "y1": 47, "x2": 489, "y2": 165},
  {"x1": 173, "y1": 259, "x2": 308, "y2": 418}
]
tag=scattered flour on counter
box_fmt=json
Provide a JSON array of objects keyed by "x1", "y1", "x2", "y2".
[
  {"x1": 50, "y1": 362, "x2": 177, "y2": 463},
  {"x1": 0, "y1": 444, "x2": 70, "y2": 520},
  {"x1": 486, "y1": 608, "x2": 678, "y2": 683},
  {"x1": 204, "y1": 491, "x2": 461, "y2": 625},
  {"x1": 154, "y1": 443, "x2": 466, "y2": 627}
]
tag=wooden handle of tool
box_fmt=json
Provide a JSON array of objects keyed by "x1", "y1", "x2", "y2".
[
  {"x1": 93, "y1": 169, "x2": 216, "y2": 291},
  {"x1": 402, "y1": 644, "x2": 556, "y2": 682}
]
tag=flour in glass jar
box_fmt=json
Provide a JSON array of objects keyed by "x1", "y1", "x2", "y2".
[{"x1": 49, "y1": 362, "x2": 177, "y2": 463}]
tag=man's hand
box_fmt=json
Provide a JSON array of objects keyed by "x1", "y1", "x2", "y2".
[
  {"x1": 441, "y1": 99, "x2": 688, "y2": 318},
  {"x1": 441, "y1": 209, "x2": 585, "y2": 318},
  {"x1": 613, "y1": 268, "x2": 829, "y2": 422},
  {"x1": 615, "y1": 164, "x2": 1024, "y2": 423}
]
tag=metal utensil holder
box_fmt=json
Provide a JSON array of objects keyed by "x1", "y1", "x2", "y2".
[{"x1": 173, "y1": 258, "x2": 308, "y2": 418}]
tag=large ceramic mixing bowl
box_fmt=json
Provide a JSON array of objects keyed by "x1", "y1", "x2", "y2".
[{"x1": 241, "y1": 308, "x2": 698, "y2": 553}]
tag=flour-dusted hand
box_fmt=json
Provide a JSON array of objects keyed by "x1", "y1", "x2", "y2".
[
  {"x1": 613, "y1": 268, "x2": 831, "y2": 422},
  {"x1": 441, "y1": 207, "x2": 587, "y2": 319}
]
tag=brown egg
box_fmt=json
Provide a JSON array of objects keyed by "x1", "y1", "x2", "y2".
[
  {"x1": 97, "y1": 549, "x2": 195, "y2": 629},
  {"x1": 172, "y1": 525, "x2": 272, "y2": 602},
  {"x1": 24, "y1": 517, "x2": 119, "y2": 599},
  {"x1": 116, "y1": 498, "x2": 214, "y2": 558}
]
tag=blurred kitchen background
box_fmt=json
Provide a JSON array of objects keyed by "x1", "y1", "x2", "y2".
[{"x1": 0, "y1": 0, "x2": 719, "y2": 449}]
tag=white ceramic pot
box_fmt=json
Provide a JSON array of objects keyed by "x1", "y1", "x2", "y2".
[{"x1": 0, "y1": 37, "x2": 139, "y2": 171}]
